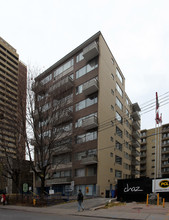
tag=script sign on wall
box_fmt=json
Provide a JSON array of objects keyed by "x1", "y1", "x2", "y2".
[{"x1": 152, "y1": 179, "x2": 169, "y2": 192}]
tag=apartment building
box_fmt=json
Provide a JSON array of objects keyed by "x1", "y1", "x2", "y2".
[
  {"x1": 33, "y1": 31, "x2": 140, "y2": 197},
  {"x1": 0, "y1": 37, "x2": 27, "y2": 192},
  {"x1": 140, "y1": 123, "x2": 169, "y2": 178}
]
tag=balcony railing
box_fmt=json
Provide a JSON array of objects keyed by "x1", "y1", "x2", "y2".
[
  {"x1": 132, "y1": 140, "x2": 140, "y2": 148},
  {"x1": 80, "y1": 155, "x2": 97, "y2": 165},
  {"x1": 132, "y1": 121, "x2": 140, "y2": 130},
  {"x1": 82, "y1": 115, "x2": 98, "y2": 130},
  {"x1": 133, "y1": 131, "x2": 140, "y2": 139},
  {"x1": 131, "y1": 111, "x2": 140, "y2": 121},
  {"x1": 46, "y1": 177, "x2": 72, "y2": 185},
  {"x1": 132, "y1": 103, "x2": 141, "y2": 112},
  {"x1": 132, "y1": 149, "x2": 140, "y2": 157},
  {"x1": 82, "y1": 79, "x2": 98, "y2": 96},
  {"x1": 83, "y1": 41, "x2": 99, "y2": 61},
  {"x1": 52, "y1": 162, "x2": 72, "y2": 170},
  {"x1": 49, "y1": 76, "x2": 73, "y2": 94}
]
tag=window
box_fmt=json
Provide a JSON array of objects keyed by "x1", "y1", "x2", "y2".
[
  {"x1": 116, "y1": 141, "x2": 122, "y2": 151},
  {"x1": 126, "y1": 98, "x2": 129, "y2": 106},
  {"x1": 116, "y1": 126, "x2": 123, "y2": 138},
  {"x1": 111, "y1": 89, "x2": 114, "y2": 95},
  {"x1": 75, "y1": 151, "x2": 86, "y2": 160},
  {"x1": 40, "y1": 73, "x2": 52, "y2": 85},
  {"x1": 110, "y1": 136, "x2": 114, "y2": 142},
  {"x1": 115, "y1": 155, "x2": 122, "y2": 165},
  {"x1": 76, "y1": 58, "x2": 98, "y2": 79},
  {"x1": 111, "y1": 105, "x2": 114, "y2": 111},
  {"x1": 110, "y1": 168, "x2": 113, "y2": 173},
  {"x1": 116, "y1": 97, "x2": 123, "y2": 110},
  {"x1": 76, "y1": 52, "x2": 84, "y2": 63},
  {"x1": 54, "y1": 58, "x2": 74, "y2": 78},
  {"x1": 110, "y1": 152, "x2": 113, "y2": 157},
  {"x1": 75, "y1": 168, "x2": 85, "y2": 177},
  {"x1": 111, "y1": 73, "x2": 114, "y2": 79},
  {"x1": 87, "y1": 167, "x2": 97, "y2": 176},
  {"x1": 111, "y1": 58, "x2": 114, "y2": 64},
  {"x1": 115, "y1": 170, "x2": 122, "y2": 178},
  {"x1": 76, "y1": 131, "x2": 97, "y2": 144},
  {"x1": 116, "y1": 68, "x2": 123, "y2": 84},
  {"x1": 116, "y1": 112, "x2": 123, "y2": 124},
  {"x1": 116, "y1": 83, "x2": 123, "y2": 97},
  {"x1": 75, "y1": 94, "x2": 97, "y2": 111}
]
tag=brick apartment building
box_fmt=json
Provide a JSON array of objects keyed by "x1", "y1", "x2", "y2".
[
  {"x1": 33, "y1": 31, "x2": 141, "y2": 197},
  {"x1": 140, "y1": 123, "x2": 169, "y2": 179}
]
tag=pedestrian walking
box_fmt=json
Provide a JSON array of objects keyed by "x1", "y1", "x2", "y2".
[{"x1": 77, "y1": 189, "x2": 84, "y2": 212}]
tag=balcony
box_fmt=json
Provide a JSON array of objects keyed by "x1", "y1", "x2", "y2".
[
  {"x1": 140, "y1": 152, "x2": 146, "y2": 158},
  {"x1": 132, "y1": 121, "x2": 140, "y2": 130},
  {"x1": 83, "y1": 41, "x2": 99, "y2": 61},
  {"x1": 49, "y1": 76, "x2": 73, "y2": 94},
  {"x1": 54, "y1": 110, "x2": 73, "y2": 125},
  {"x1": 131, "y1": 111, "x2": 140, "y2": 121},
  {"x1": 52, "y1": 162, "x2": 72, "y2": 170},
  {"x1": 132, "y1": 140, "x2": 140, "y2": 148},
  {"x1": 132, "y1": 103, "x2": 141, "y2": 112},
  {"x1": 133, "y1": 131, "x2": 140, "y2": 139},
  {"x1": 140, "y1": 159, "x2": 146, "y2": 164},
  {"x1": 132, "y1": 149, "x2": 140, "y2": 157},
  {"x1": 82, "y1": 115, "x2": 98, "y2": 130},
  {"x1": 132, "y1": 159, "x2": 140, "y2": 166},
  {"x1": 140, "y1": 166, "x2": 146, "y2": 171},
  {"x1": 80, "y1": 155, "x2": 97, "y2": 165},
  {"x1": 46, "y1": 177, "x2": 72, "y2": 185},
  {"x1": 140, "y1": 146, "x2": 147, "y2": 151},
  {"x1": 32, "y1": 82, "x2": 47, "y2": 94},
  {"x1": 82, "y1": 79, "x2": 98, "y2": 96},
  {"x1": 140, "y1": 171, "x2": 146, "y2": 176},
  {"x1": 131, "y1": 169, "x2": 140, "y2": 175}
]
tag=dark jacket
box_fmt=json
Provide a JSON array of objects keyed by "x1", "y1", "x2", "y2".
[{"x1": 77, "y1": 192, "x2": 83, "y2": 201}]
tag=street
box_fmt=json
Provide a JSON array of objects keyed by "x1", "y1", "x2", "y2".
[{"x1": 0, "y1": 209, "x2": 109, "y2": 220}]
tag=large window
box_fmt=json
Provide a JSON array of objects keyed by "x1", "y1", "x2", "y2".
[
  {"x1": 76, "y1": 131, "x2": 97, "y2": 144},
  {"x1": 116, "y1": 83, "x2": 123, "y2": 97},
  {"x1": 40, "y1": 73, "x2": 52, "y2": 85},
  {"x1": 53, "y1": 170, "x2": 71, "y2": 178},
  {"x1": 116, "y1": 97, "x2": 123, "y2": 110},
  {"x1": 76, "y1": 58, "x2": 98, "y2": 79},
  {"x1": 116, "y1": 68, "x2": 123, "y2": 84},
  {"x1": 116, "y1": 141, "x2": 122, "y2": 151},
  {"x1": 76, "y1": 52, "x2": 84, "y2": 63},
  {"x1": 116, "y1": 112, "x2": 123, "y2": 124},
  {"x1": 75, "y1": 94, "x2": 97, "y2": 111},
  {"x1": 115, "y1": 155, "x2": 122, "y2": 165},
  {"x1": 115, "y1": 170, "x2": 122, "y2": 178},
  {"x1": 54, "y1": 58, "x2": 74, "y2": 78},
  {"x1": 116, "y1": 126, "x2": 123, "y2": 138},
  {"x1": 75, "y1": 168, "x2": 85, "y2": 177}
]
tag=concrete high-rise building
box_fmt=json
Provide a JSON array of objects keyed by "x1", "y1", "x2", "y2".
[
  {"x1": 33, "y1": 32, "x2": 141, "y2": 197},
  {"x1": 0, "y1": 37, "x2": 27, "y2": 191},
  {"x1": 140, "y1": 123, "x2": 169, "y2": 178}
]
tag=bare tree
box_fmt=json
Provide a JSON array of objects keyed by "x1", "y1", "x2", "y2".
[{"x1": 25, "y1": 67, "x2": 73, "y2": 197}]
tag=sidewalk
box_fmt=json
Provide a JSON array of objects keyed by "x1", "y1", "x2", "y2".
[{"x1": 1, "y1": 199, "x2": 169, "y2": 220}]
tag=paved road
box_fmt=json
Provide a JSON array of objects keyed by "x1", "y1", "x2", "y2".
[
  {"x1": 1, "y1": 198, "x2": 169, "y2": 220},
  {"x1": 0, "y1": 209, "x2": 107, "y2": 220}
]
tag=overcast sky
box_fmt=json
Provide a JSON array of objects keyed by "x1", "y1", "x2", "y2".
[{"x1": 1, "y1": 0, "x2": 169, "y2": 129}]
